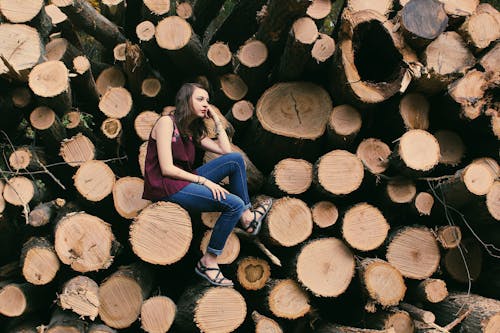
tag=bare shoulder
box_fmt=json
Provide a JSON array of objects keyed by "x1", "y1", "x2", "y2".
[{"x1": 152, "y1": 115, "x2": 174, "y2": 140}]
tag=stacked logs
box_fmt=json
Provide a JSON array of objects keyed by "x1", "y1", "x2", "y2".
[{"x1": 0, "y1": 0, "x2": 499, "y2": 332}]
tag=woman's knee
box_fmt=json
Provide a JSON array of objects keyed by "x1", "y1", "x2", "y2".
[{"x1": 222, "y1": 194, "x2": 246, "y2": 214}]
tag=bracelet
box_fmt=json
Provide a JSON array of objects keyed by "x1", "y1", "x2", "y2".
[{"x1": 196, "y1": 176, "x2": 206, "y2": 185}]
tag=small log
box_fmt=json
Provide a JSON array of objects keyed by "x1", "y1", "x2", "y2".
[
  {"x1": 342, "y1": 203, "x2": 390, "y2": 251},
  {"x1": 134, "y1": 110, "x2": 160, "y2": 141},
  {"x1": 45, "y1": 38, "x2": 82, "y2": 68},
  {"x1": 59, "y1": 133, "x2": 96, "y2": 167},
  {"x1": 413, "y1": 192, "x2": 434, "y2": 216},
  {"x1": 140, "y1": 296, "x2": 176, "y2": 333},
  {"x1": 10, "y1": 86, "x2": 33, "y2": 111},
  {"x1": 419, "y1": 31, "x2": 475, "y2": 93},
  {"x1": 0, "y1": 24, "x2": 44, "y2": 81},
  {"x1": 391, "y1": 129, "x2": 440, "y2": 174},
  {"x1": 266, "y1": 279, "x2": 310, "y2": 320},
  {"x1": 98, "y1": 263, "x2": 153, "y2": 329},
  {"x1": 46, "y1": 308, "x2": 86, "y2": 333},
  {"x1": 359, "y1": 258, "x2": 406, "y2": 307},
  {"x1": 95, "y1": 66, "x2": 126, "y2": 96},
  {"x1": 3, "y1": 176, "x2": 46, "y2": 207},
  {"x1": 28, "y1": 198, "x2": 66, "y2": 227},
  {"x1": 399, "y1": 302, "x2": 435, "y2": 324},
  {"x1": 386, "y1": 226, "x2": 441, "y2": 279},
  {"x1": 30, "y1": 106, "x2": 67, "y2": 151},
  {"x1": 176, "y1": 1, "x2": 192, "y2": 20},
  {"x1": 294, "y1": 237, "x2": 355, "y2": 297},
  {"x1": 207, "y1": 42, "x2": 233, "y2": 75},
  {"x1": 28, "y1": 60, "x2": 72, "y2": 114},
  {"x1": 326, "y1": 104, "x2": 362, "y2": 150},
  {"x1": 307, "y1": 0, "x2": 332, "y2": 19},
  {"x1": 310, "y1": 32, "x2": 336, "y2": 65},
  {"x1": 73, "y1": 160, "x2": 115, "y2": 202},
  {"x1": 142, "y1": 0, "x2": 170, "y2": 23},
  {"x1": 252, "y1": 310, "x2": 283, "y2": 333},
  {"x1": 8, "y1": 146, "x2": 46, "y2": 171},
  {"x1": 123, "y1": 42, "x2": 157, "y2": 98},
  {"x1": 459, "y1": 3, "x2": 500, "y2": 50},
  {"x1": 366, "y1": 309, "x2": 414, "y2": 333},
  {"x1": 52, "y1": 0, "x2": 125, "y2": 47},
  {"x1": 59, "y1": 275, "x2": 100, "y2": 320},
  {"x1": 130, "y1": 201, "x2": 192, "y2": 265},
  {"x1": 20, "y1": 237, "x2": 60, "y2": 286},
  {"x1": 347, "y1": 0, "x2": 393, "y2": 16},
  {"x1": 235, "y1": 39, "x2": 269, "y2": 99},
  {"x1": 399, "y1": 93, "x2": 430, "y2": 130},
  {"x1": 62, "y1": 110, "x2": 96, "y2": 139},
  {"x1": 311, "y1": 201, "x2": 339, "y2": 229},
  {"x1": 215, "y1": 73, "x2": 248, "y2": 111},
  {"x1": 438, "y1": 0, "x2": 479, "y2": 17},
  {"x1": 436, "y1": 225, "x2": 462, "y2": 249},
  {"x1": 434, "y1": 130, "x2": 465, "y2": 166},
  {"x1": 331, "y1": 9, "x2": 421, "y2": 105},
  {"x1": 112, "y1": 176, "x2": 150, "y2": 219},
  {"x1": 448, "y1": 69, "x2": 488, "y2": 120},
  {"x1": 266, "y1": 158, "x2": 313, "y2": 196},
  {"x1": 260, "y1": 197, "x2": 313, "y2": 248},
  {"x1": 71, "y1": 55, "x2": 100, "y2": 113},
  {"x1": 411, "y1": 278, "x2": 448, "y2": 303},
  {"x1": 275, "y1": 16, "x2": 319, "y2": 81},
  {"x1": 443, "y1": 237, "x2": 482, "y2": 283},
  {"x1": 175, "y1": 284, "x2": 247, "y2": 332},
  {"x1": 98, "y1": 87, "x2": 134, "y2": 119},
  {"x1": 54, "y1": 211, "x2": 118, "y2": 272},
  {"x1": 236, "y1": 256, "x2": 271, "y2": 291},
  {"x1": 141, "y1": 77, "x2": 163, "y2": 100},
  {"x1": 480, "y1": 42, "x2": 499, "y2": 87},
  {"x1": 356, "y1": 138, "x2": 391, "y2": 175},
  {"x1": 99, "y1": 0, "x2": 126, "y2": 26},
  {"x1": 314, "y1": 150, "x2": 365, "y2": 196},
  {"x1": 200, "y1": 230, "x2": 240, "y2": 265},
  {"x1": 399, "y1": 0, "x2": 448, "y2": 50},
  {"x1": 224, "y1": 100, "x2": 254, "y2": 143},
  {"x1": 0, "y1": 282, "x2": 46, "y2": 317},
  {"x1": 385, "y1": 178, "x2": 417, "y2": 205}
]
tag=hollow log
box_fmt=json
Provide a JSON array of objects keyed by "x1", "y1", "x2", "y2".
[
  {"x1": 342, "y1": 203, "x2": 389, "y2": 251},
  {"x1": 314, "y1": 150, "x2": 365, "y2": 196},
  {"x1": 427, "y1": 292, "x2": 500, "y2": 333},
  {"x1": 129, "y1": 201, "x2": 192, "y2": 265},
  {"x1": 331, "y1": 9, "x2": 421, "y2": 105},
  {"x1": 54, "y1": 211, "x2": 118, "y2": 272},
  {"x1": 59, "y1": 275, "x2": 99, "y2": 320},
  {"x1": 20, "y1": 237, "x2": 60, "y2": 286},
  {"x1": 52, "y1": 0, "x2": 126, "y2": 47},
  {"x1": 0, "y1": 24, "x2": 44, "y2": 81},
  {"x1": 236, "y1": 256, "x2": 271, "y2": 291},
  {"x1": 265, "y1": 158, "x2": 313, "y2": 197},
  {"x1": 386, "y1": 226, "x2": 440, "y2": 279},
  {"x1": 175, "y1": 284, "x2": 247, "y2": 332},
  {"x1": 98, "y1": 263, "x2": 153, "y2": 329},
  {"x1": 293, "y1": 237, "x2": 355, "y2": 297},
  {"x1": 140, "y1": 296, "x2": 176, "y2": 333},
  {"x1": 112, "y1": 176, "x2": 150, "y2": 219}
]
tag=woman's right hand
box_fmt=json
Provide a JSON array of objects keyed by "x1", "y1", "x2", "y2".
[{"x1": 203, "y1": 179, "x2": 229, "y2": 201}]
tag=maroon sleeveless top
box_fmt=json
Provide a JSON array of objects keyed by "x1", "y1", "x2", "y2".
[{"x1": 142, "y1": 115, "x2": 197, "y2": 200}]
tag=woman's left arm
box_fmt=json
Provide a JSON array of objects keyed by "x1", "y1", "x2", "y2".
[{"x1": 199, "y1": 106, "x2": 232, "y2": 154}]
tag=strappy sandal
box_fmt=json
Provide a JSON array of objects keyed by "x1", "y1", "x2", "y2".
[
  {"x1": 195, "y1": 261, "x2": 234, "y2": 287},
  {"x1": 241, "y1": 198, "x2": 273, "y2": 236}
]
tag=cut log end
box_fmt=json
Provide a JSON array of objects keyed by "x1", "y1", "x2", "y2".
[
  {"x1": 140, "y1": 296, "x2": 176, "y2": 333},
  {"x1": 30, "y1": 106, "x2": 56, "y2": 130},
  {"x1": 361, "y1": 259, "x2": 406, "y2": 307},
  {"x1": 273, "y1": 158, "x2": 313, "y2": 194},
  {"x1": 22, "y1": 240, "x2": 60, "y2": 285},
  {"x1": 130, "y1": 201, "x2": 192, "y2": 265},
  {"x1": 437, "y1": 226, "x2": 462, "y2": 249},
  {"x1": 74, "y1": 160, "x2": 115, "y2": 202},
  {"x1": 134, "y1": 111, "x2": 160, "y2": 141},
  {"x1": 11, "y1": 86, "x2": 32, "y2": 108},
  {"x1": 28, "y1": 61, "x2": 69, "y2": 98},
  {"x1": 356, "y1": 138, "x2": 391, "y2": 174},
  {"x1": 401, "y1": 0, "x2": 448, "y2": 40},
  {"x1": 59, "y1": 133, "x2": 96, "y2": 167},
  {"x1": 463, "y1": 158, "x2": 499, "y2": 195},
  {"x1": 59, "y1": 275, "x2": 99, "y2": 320},
  {"x1": 486, "y1": 181, "x2": 500, "y2": 220},
  {"x1": 136, "y1": 20, "x2": 155, "y2": 42},
  {"x1": 425, "y1": 32, "x2": 475, "y2": 76},
  {"x1": 297, "y1": 238, "x2": 355, "y2": 297},
  {"x1": 2, "y1": 176, "x2": 35, "y2": 206},
  {"x1": 113, "y1": 177, "x2": 150, "y2": 219},
  {"x1": 101, "y1": 118, "x2": 122, "y2": 139},
  {"x1": 387, "y1": 179, "x2": 416, "y2": 204},
  {"x1": 143, "y1": 0, "x2": 170, "y2": 16},
  {"x1": 96, "y1": 66, "x2": 126, "y2": 96},
  {"x1": 9, "y1": 148, "x2": 33, "y2": 170},
  {"x1": 0, "y1": 284, "x2": 26, "y2": 317},
  {"x1": 141, "y1": 78, "x2": 161, "y2": 98},
  {"x1": 307, "y1": 0, "x2": 332, "y2": 19},
  {"x1": 237, "y1": 40, "x2": 268, "y2": 68},
  {"x1": 399, "y1": 93, "x2": 430, "y2": 130},
  {"x1": 311, "y1": 33, "x2": 335, "y2": 63},
  {"x1": 207, "y1": 42, "x2": 232, "y2": 67},
  {"x1": 219, "y1": 74, "x2": 248, "y2": 101},
  {"x1": 98, "y1": 87, "x2": 133, "y2": 119},
  {"x1": 45, "y1": 4, "x2": 67, "y2": 24},
  {"x1": 252, "y1": 310, "x2": 283, "y2": 333},
  {"x1": 418, "y1": 278, "x2": 448, "y2": 303},
  {"x1": 176, "y1": 2, "x2": 192, "y2": 19},
  {"x1": 113, "y1": 43, "x2": 126, "y2": 62},
  {"x1": 316, "y1": 150, "x2": 364, "y2": 195},
  {"x1": 236, "y1": 257, "x2": 271, "y2": 291},
  {"x1": 329, "y1": 104, "x2": 362, "y2": 136},
  {"x1": 231, "y1": 100, "x2": 254, "y2": 122},
  {"x1": 414, "y1": 192, "x2": 434, "y2": 215},
  {"x1": 292, "y1": 17, "x2": 319, "y2": 45},
  {"x1": 195, "y1": 288, "x2": 246, "y2": 333},
  {"x1": 399, "y1": 130, "x2": 440, "y2": 172},
  {"x1": 268, "y1": 279, "x2": 310, "y2": 319},
  {"x1": 200, "y1": 230, "x2": 240, "y2": 264},
  {"x1": 155, "y1": 16, "x2": 191, "y2": 50},
  {"x1": 0, "y1": 24, "x2": 42, "y2": 76},
  {"x1": 311, "y1": 201, "x2": 338, "y2": 228},
  {"x1": 342, "y1": 203, "x2": 389, "y2": 251}
]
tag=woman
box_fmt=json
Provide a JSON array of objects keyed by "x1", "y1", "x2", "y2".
[{"x1": 143, "y1": 83, "x2": 272, "y2": 287}]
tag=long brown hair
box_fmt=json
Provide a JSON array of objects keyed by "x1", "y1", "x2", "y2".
[{"x1": 174, "y1": 83, "x2": 208, "y2": 143}]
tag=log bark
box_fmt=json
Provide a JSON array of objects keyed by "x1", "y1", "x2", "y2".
[
  {"x1": 443, "y1": 237, "x2": 482, "y2": 283},
  {"x1": 29, "y1": 106, "x2": 67, "y2": 153},
  {"x1": 59, "y1": 275, "x2": 100, "y2": 320},
  {"x1": 129, "y1": 201, "x2": 192, "y2": 265},
  {"x1": 236, "y1": 256, "x2": 271, "y2": 291},
  {"x1": 342, "y1": 203, "x2": 389, "y2": 251},
  {"x1": 46, "y1": 309, "x2": 86, "y2": 333},
  {"x1": 175, "y1": 284, "x2": 246, "y2": 332},
  {"x1": 140, "y1": 296, "x2": 176, "y2": 333},
  {"x1": 293, "y1": 237, "x2": 355, "y2": 297},
  {"x1": 434, "y1": 129, "x2": 465, "y2": 166},
  {"x1": 54, "y1": 211, "x2": 118, "y2": 272},
  {"x1": 112, "y1": 176, "x2": 150, "y2": 219},
  {"x1": 98, "y1": 263, "x2": 153, "y2": 329},
  {"x1": 20, "y1": 237, "x2": 60, "y2": 286},
  {"x1": 71, "y1": 55, "x2": 100, "y2": 113},
  {"x1": 52, "y1": 0, "x2": 126, "y2": 47},
  {"x1": 235, "y1": 39, "x2": 269, "y2": 99},
  {"x1": 142, "y1": 0, "x2": 170, "y2": 23},
  {"x1": 99, "y1": 0, "x2": 127, "y2": 27},
  {"x1": 330, "y1": 9, "x2": 422, "y2": 105},
  {"x1": 386, "y1": 226, "x2": 441, "y2": 279},
  {"x1": 399, "y1": 93, "x2": 430, "y2": 130},
  {"x1": 366, "y1": 309, "x2": 414, "y2": 333},
  {"x1": 224, "y1": 100, "x2": 254, "y2": 143}
]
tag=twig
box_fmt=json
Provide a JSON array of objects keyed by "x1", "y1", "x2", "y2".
[
  {"x1": 443, "y1": 309, "x2": 471, "y2": 331},
  {"x1": 233, "y1": 228, "x2": 281, "y2": 266}
]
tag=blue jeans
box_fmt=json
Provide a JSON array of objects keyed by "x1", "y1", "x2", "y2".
[{"x1": 166, "y1": 152, "x2": 251, "y2": 255}]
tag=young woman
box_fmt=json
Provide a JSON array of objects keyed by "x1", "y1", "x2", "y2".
[{"x1": 142, "y1": 83, "x2": 272, "y2": 287}]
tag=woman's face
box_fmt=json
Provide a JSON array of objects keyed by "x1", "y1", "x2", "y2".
[{"x1": 190, "y1": 87, "x2": 209, "y2": 118}]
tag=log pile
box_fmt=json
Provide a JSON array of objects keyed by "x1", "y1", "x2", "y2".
[{"x1": 0, "y1": 0, "x2": 499, "y2": 332}]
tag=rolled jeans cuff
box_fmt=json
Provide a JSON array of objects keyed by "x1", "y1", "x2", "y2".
[{"x1": 207, "y1": 246, "x2": 223, "y2": 256}]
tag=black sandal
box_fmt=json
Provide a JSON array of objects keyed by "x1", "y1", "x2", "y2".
[
  {"x1": 241, "y1": 198, "x2": 273, "y2": 236},
  {"x1": 195, "y1": 261, "x2": 234, "y2": 287}
]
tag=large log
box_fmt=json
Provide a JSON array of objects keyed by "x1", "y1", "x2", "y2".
[{"x1": 0, "y1": 0, "x2": 52, "y2": 38}]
